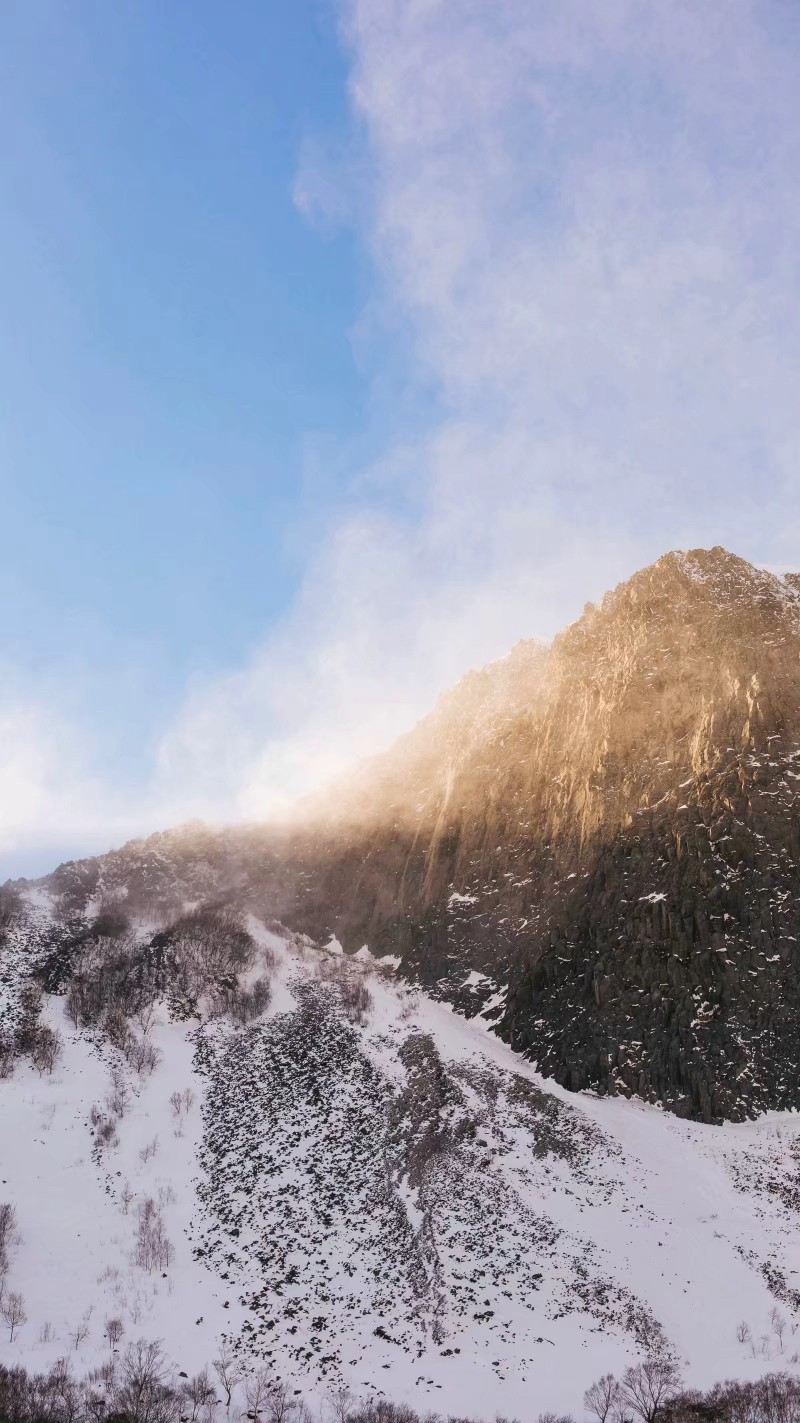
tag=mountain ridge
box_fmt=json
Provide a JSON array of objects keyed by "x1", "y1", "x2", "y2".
[{"x1": 12, "y1": 544, "x2": 800, "y2": 1123}]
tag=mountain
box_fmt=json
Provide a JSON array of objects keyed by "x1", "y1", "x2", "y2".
[
  {"x1": 35, "y1": 546, "x2": 800, "y2": 1124},
  {"x1": 3, "y1": 889, "x2": 800, "y2": 1419},
  {"x1": 6, "y1": 546, "x2": 800, "y2": 1413}
]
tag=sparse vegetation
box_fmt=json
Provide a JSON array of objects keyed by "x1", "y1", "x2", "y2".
[{"x1": 1, "y1": 1349, "x2": 800, "y2": 1423}]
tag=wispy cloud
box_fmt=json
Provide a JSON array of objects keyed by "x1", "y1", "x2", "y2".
[{"x1": 6, "y1": 0, "x2": 800, "y2": 872}]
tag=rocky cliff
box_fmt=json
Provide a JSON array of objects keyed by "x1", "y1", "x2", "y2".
[{"x1": 33, "y1": 547, "x2": 800, "y2": 1122}]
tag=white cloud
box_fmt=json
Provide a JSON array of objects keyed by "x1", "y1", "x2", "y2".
[
  {"x1": 173, "y1": 0, "x2": 800, "y2": 821},
  {"x1": 7, "y1": 0, "x2": 800, "y2": 870}
]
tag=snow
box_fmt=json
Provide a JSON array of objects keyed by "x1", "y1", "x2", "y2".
[
  {"x1": 3, "y1": 910, "x2": 800, "y2": 1418},
  {"x1": 0, "y1": 998, "x2": 244, "y2": 1381}
]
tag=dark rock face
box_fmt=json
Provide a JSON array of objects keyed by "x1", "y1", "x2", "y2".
[{"x1": 32, "y1": 547, "x2": 800, "y2": 1123}]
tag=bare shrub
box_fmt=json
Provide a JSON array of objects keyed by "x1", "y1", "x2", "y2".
[
  {"x1": 168, "y1": 1087, "x2": 196, "y2": 1134},
  {"x1": 340, "y1": 976, "x2": 373, "y2": 1024},
  {"x1": 167, "y1": 905, "x2": 255, "y2": 1004},
  {"x1": 227, "y1": 974, "x2": 271, "y2": 1025},
  {"x1": 260, "y1": 940, "x2": 279, "y2": 971},
  {"x1": 95, "y1": 1115, "x2": 119, "y2": 1151},
  {"x1": 31, "y1": 1025, "x2": 63, "y2": 1074},
  {"x1": 128, "y1": 1035, "x2": 161, "y2": 1076},
  {"x1": 139, "y1": 1136, "x2": 159, "y2": 1164}
]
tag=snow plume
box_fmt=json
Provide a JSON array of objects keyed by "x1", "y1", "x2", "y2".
[
  {"x1": 162, "y1": 0, "x2": 800, "y2": 819},
  {"x1": 7, "y1": 0, "x2": 800, "y2": 868}
]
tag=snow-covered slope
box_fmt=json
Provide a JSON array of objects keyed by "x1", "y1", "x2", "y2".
[{"x1": 3, "y1": 892, "x2": 800, "y2": 1418}]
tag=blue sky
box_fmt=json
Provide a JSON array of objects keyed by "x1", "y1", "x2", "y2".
[
  {"x1": 1, "y1": 1, "x2": 365, "y2": 762},
  {"x1": 4, "y1": 1, "x2": 800, "y2": 877}
]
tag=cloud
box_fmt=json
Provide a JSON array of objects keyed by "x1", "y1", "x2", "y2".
[
  {"x1": 162, "y1": 0, "x2": 800, "y2": 820},
  {"x1": 0, "y1": 697, "x2": 120, "y2": 874},
  {"x1": 7, "y1": 0, "x2": 800, "y2": 870}
]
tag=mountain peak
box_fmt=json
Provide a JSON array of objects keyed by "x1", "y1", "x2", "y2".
[
  {"x1": 27, "y1": 544, "x2": 800, "y2": 1127},
  {"x1": 591, "y1": 545, "x2": 800, "y2": 630}
]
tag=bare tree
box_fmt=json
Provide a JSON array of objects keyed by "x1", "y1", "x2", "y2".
[
  {"x1": 106, "y1": 1316, "x2": 125, "y2": 1350},
  {"x1": 620, "y1": 1358, "x2": 682, "y2": 1423},
  {"x1": 108, "y1": 1069, "x2": 130, "y2": 1117},
  {"x1": 121, "y1": 1182, "x2": 135, "y2": 1215},
  {"x1": 2, "y1": 1290, "x2": 27, "y2": 1341},
  {"x1": 328, "y1": 1383, "x2": 354, "y2": 1423},
  {"x1": 113, "y1": 1338, "x2": 176, "y2": 1423},
  {"x1": 181, "y1": 1368, "x2": 217, "y2": 1421},
  {"x1": 134, "y1": 1201, "x2": 174, "y2": 1273},
  {"x1": 585, "y1": 1374, "x2": 621, "y2": 1423},
  {"x1": 0, "y1": 1202, "x2": 17, "y2": 1256},
  {"x1": 134, "y1": 1001, "x2": 156, "y2": 1037},
  {"x1": 265, "y1": 1378, "x2": 297, "y2": 1423},
  {"x1": 771, "y1": 1308, "x2": 788, "y2": 1354},
  {"x1": 244, "y1": 1368, "x2": 273, "y2": 1419},
  {"x1": 104, "y1": 1003, "x2": 133, "y2": 1052},
  {"x1": 69, "y1": 1317, "x2": 91, "y2": 1350},
  {"x1": 213, "y1": 1339, "x2": 243, "y2": 1412},
  {"x1": 65, "y1": 982, "x2": 84, "y2": 1030},
  {"x1": 736, "y1": 1321, "x2": 752, "y2": 1347}
]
